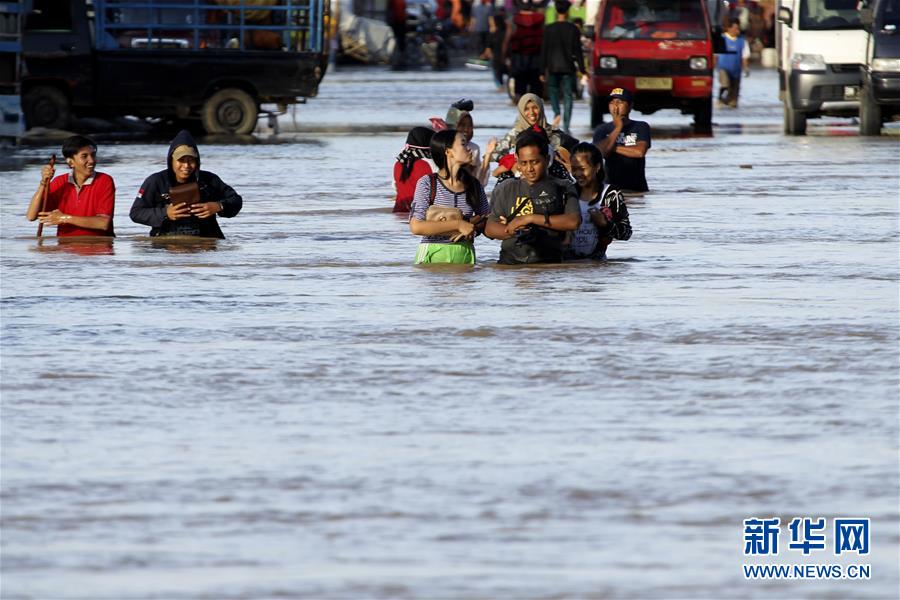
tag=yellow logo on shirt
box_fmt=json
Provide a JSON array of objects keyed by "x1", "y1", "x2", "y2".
[{"x1": 513, "y1": 196, "x2": 533, "y2": 216}]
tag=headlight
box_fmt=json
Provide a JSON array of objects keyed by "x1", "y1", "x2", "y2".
[
  {"x1": 690, "y1": 56, "x2": 708, "y2": 70},
  {"x1": 599, "y1": 56, "x2": 618, "y2": 69},
  {"x1": 791, "y1": 53, "x2": 826, "y2": 72},
  {"x1": 872, "y1": 58, "x2": 900, "y2": 72}
]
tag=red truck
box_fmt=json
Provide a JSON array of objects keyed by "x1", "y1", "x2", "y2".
[{"x1": 589, "y1": 0, "x2": 725, "y2": 133}]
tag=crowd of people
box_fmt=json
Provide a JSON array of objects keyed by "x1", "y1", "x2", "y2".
[
  {"x1": 27, "y1": 84, "x2": 645, "y2": 268},
  {"x1": 394, "y1": 88, "x2": 644, "y2": 266}
]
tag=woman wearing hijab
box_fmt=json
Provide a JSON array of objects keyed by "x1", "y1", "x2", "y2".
[
  {"x1": 393, "y1": 126, "x2": 436, "y2": 213},
  {"x1": 129, "y1": 130, "x2": 242, "y2": 238},
  {"x1": 490, "y1": 93, "x2": 570, "y2": 180}
]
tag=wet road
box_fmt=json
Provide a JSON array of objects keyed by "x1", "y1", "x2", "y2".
[{"x1": 1, "y1": 66, "x2": 898, "y2": 599}]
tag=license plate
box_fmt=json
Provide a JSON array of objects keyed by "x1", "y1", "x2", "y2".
[
  {"x1": 635, "y1": 77, "x2": 673, "y2": 90},
  {"x1": 844, "y1": 85, "x2": 859, "y2": 99}
]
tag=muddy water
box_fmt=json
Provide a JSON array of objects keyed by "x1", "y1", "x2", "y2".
[{"x1": 1, "y1": 67, "x2": 898, "y2": 599}]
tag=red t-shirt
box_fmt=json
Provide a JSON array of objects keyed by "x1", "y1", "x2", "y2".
[
  {"x1": 393, "y1": 160, "x2": 433, "y2": 213},
  {"x1": 46, "y1": 172, "x2": 116, "y2": 237}
]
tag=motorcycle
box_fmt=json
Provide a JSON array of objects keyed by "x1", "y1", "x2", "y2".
[{"x1": 392, "y1": 4, "x2": 448, "y2": 70}]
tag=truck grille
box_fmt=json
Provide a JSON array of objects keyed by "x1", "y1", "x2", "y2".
[
  {"x1": 831, "y1": 63, "x2": 862, "y2": 73},
  {"x1": 596, "y1": 59, "x2": 700, "y2": 76},
  {"x1": 811, "y1": 85, "x2": 850, "y2": 101}
]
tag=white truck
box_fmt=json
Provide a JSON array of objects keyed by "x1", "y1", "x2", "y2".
[{"x1": 776, "y1": 0, "x2": 869, "y2": 135}]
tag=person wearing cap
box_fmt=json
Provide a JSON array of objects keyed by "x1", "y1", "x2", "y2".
[
  {"x1": 445, "y1": 99, "x2": 496, "y2": 187},
  {"x1": 539, "y1": 0, "x2": 585, "y2": 134},
  {"x1": 591, "y1": 87, "x2": 651, "y2": 192},
  {"x1": 393, "y1": 126, "x2": 436, "y2": 213},
  {"x1": 129, "y1": 130, "x2": 242, "y2": 238},
  {"x1": 26, "y1": 135, "x2": 116, "y2": 237}
]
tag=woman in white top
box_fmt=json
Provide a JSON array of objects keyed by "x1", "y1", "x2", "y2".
[{"x1": 566, "y1": 142, "x2": 632, "y2": 260}]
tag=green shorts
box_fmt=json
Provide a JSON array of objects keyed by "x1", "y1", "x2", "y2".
[{"x1": 414, "y1": 242, "x2": 475, "y2": 265}]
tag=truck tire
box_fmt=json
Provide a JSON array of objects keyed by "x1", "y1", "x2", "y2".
[
  {"x1": 783, "y1": 90, "x2": 807, "y2": 135},
  {"x1": 23, "y1": 86, "x2": 70, "y2": 130},
  {"x1": 693, "y1": 96, "x2": 712, "y2": 134},
  {"x1": 201, "y1": 88, "x2": 258, "y2": 135},
  {"x1": 590, "y1": 93, "x2": 604, "y2": 129},
  {"x1": 859, "y1": 83, "x2": 882, "y2": 136}
]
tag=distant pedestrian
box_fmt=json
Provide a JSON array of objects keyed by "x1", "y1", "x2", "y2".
[
  {"x1": 485, "y1": 12, "x2": 508, "y2": 90},
  {"x1": 591, "y1": 87, "x2": 651, "y2": 192},
  {"x1": 470, "y1": 0, "x2": 494, "y2": 54},
  {"x1": 393, "y1": 126, "x2": 436, "y2": 213},
  {"x1": 387, "y1": 0, "x2": 408, "y2": 68},
  {"x1": 539, "y1": 0, "x2": 585, "y2": 133},
  {"x1": 26, "y1": 135, "x2": 116, "y2": 237},
  {"x1": 715, "y1": 19, "x2": 750, "y2": 108},
  {"x1": 130, "y1": 130, "x2": 242, "y2": 238},
  {"x1": 504, "y1": 0, "x2": 545, "y2": 102}
]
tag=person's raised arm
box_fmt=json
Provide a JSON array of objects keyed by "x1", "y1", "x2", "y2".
[
  {"x1": 26, "y1": 163, "x2": 55, "y2": 221},
  {"x1": 595, "y1": 121, "x2": 621, "y2": 158}
]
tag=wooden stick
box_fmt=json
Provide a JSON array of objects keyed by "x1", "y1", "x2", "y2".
[{"x1": 36, "y1": 154, "x2": 56, "y2": 238}]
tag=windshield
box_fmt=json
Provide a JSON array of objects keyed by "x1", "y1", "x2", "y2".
[
  {"x1": 878, "y1": 0, "x2": 900, "y2": 28},
  {"x1": 601, "y1": 0, "x2": 708, "y2": 40},
  {"x1": 799, "y1": 0, "x2": 862, "y2": 30}
]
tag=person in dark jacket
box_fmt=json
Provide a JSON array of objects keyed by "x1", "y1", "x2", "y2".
[
  {"x1": 539, "y1": 0, "x2": 585, "y2": 134},
  {"x1": 130, "y1": 130, "x2": 242, "y2": 238}
]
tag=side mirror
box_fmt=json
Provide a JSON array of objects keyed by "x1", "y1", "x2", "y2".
[
  {"x1": 859, "y1": 7, "x2": 874, "y2": 28},
  {"x1": 777, "y1": 6, "x2": 792, "y2": 25}
]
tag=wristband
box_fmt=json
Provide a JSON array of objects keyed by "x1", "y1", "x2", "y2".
[{"x1": 544, "y1": 211, "x2": 551, "y2": 226}]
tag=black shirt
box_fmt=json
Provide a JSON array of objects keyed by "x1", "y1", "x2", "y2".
[{"x1": 592, "y1": 119, "x2": 651, "y2": 192}]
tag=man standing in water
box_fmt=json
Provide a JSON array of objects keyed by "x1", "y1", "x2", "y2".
[
  {"x1": 130, "y1": 130, "x2": 242, "y2": 238},
  {"x1": 485, "y1": 129, "x2": 580, "y2": 264},
  {"x1": 26, "y1": 135, "x2": 115, "y2": 237},
  {"x1": 592, "y1": 87, "x2": 651, "y2": 193}
]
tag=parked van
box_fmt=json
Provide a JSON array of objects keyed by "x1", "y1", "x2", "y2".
[
  {"x1": 589, "y1": 0, "x2": 724, "y2": 133},
  {"x1": 776, "y1": 0, "x2": 867, "y2": 135},
  {"x1": 859, "y1": 0, "x2": 900, "y2": 135}
]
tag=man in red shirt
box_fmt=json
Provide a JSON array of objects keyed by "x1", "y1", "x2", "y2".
[{"x1": 26, "y1": 135, "x2": 115, "y2": 237}]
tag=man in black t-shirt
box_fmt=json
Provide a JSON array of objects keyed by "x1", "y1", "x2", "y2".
[
  {"x1": 592, "y1": 87, "x2": 651, "y2": 192},
  {"x1": 485, "y1": 130, "x2": 580, "y2": 264}
]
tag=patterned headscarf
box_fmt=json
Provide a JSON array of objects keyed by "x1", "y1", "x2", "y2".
[{"x1": 396, "y1": 126, "x2": 435, "y2": 182}]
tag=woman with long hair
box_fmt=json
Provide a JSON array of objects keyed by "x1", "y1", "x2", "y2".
[
  {"x1": 408, "y1": 129, "x2": 490, "y2": 265},
  {"x1": 392, "y1": 126, "x2": 436, "y2": 213},
  {"x1": 566, "y1": 141, "x2": 632, "y2": 259}
]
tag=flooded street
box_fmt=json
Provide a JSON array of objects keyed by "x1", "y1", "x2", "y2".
[{"x1": 1, "y1": 66, "x2": 898, "y2": 599}]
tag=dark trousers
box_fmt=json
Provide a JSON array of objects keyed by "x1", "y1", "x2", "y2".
[
  {"x1": 513, "y1": 67, "x2": 543, "y2": 99},
  {"x1": 547, "y1": 72, "x2": 575, "y2": 132}
]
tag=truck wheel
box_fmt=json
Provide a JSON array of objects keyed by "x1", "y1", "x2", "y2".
[
  {"x1": 590, "y1": 93, "x2": 604, "y2": 129},
  {"x1": 201, "y1": 88, "x2": 258, "y2": 135},
  {"x1": 23, "y1": 86, "x2": 69, "y2": 130},
  {"x1": 693, "y1": 97, "x2": 712, "y2": 134},
  {"x1": 783, "y1": 90, "x2": 807, "y2": 135},
  {"x1": 859, "y1": 83, "x2": 882, "y2": 136}
]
